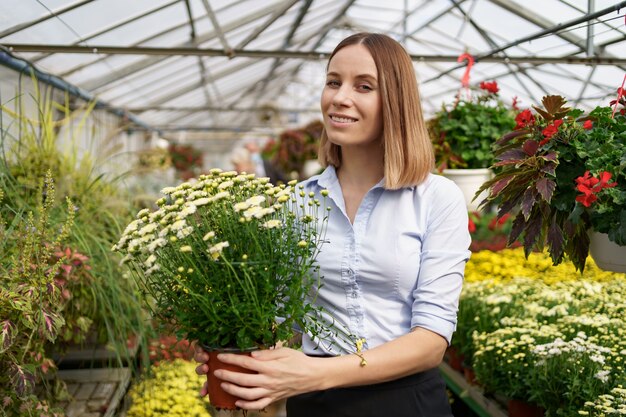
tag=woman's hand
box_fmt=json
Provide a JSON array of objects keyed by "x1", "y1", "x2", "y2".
[
  {"x1": 193, "y1": 344, "x2": 211, "y2": 397},
  {"x1": 207, "y1": 347, "x2": 326, "y2": 410}
]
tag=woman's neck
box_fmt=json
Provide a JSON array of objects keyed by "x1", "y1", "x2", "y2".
[{"x1": 337, "y1": 147, "x2": 384, "y2": 191}]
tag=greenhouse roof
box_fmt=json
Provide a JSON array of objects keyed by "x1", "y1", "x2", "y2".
[{"x1": 1, "y1": 0, "x2": 625, "y2": 141}]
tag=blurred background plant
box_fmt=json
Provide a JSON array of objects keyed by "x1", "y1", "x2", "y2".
[
  {"x1": 0, "y1": 81, "x2": 147, "y2": 369},
  {"x1": 168, "y1": 143, "x2": 203, "y2": 181},
  {"x1": 428, "y1": 80, "x2": 516, "y2": 171},
  {"x1": 263, "y1": 120, "x2": 322, "y2": 179}
]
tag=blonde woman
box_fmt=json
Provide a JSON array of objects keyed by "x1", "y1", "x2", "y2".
[{"x1": 195, "y1": 32, "x2": 470, "y2": 417}]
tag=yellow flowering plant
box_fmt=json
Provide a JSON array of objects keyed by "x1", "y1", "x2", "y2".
[{"x1": 113, "y1": 169, "x2": 330, "y2": 351}]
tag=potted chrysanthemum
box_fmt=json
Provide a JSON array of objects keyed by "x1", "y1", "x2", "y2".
[
  {"x1": 113, "y1": 169, "x2": 332, "y2": 409},
  {"x1": 477, "y1": 88, "x2": 626, "y2": 272},
  {"x1": 428, "y1": 80, "x2": 516, "y2": 210}
]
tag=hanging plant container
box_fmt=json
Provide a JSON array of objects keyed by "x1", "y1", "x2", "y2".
[
  {"x1": 442, "y1": 168, "x2": 493, "y2": 211},
  {"x1": 589, "y1": 232, "x2": 626, "y2": 273}
]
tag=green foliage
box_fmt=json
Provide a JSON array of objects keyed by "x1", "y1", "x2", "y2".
[
  {"x1": 0, "y1": 172, "x2": 73, "y2": 416},
  {"x1": 114, "y1": 171, "x2": 333, "y2": 350},
  {"x1": 429, "y1": 82, "x2": 516, "y2": 170},
  {"x1": 1, "y1": 82, "x2": 146, "y2": 363},
  {"x1": 477, "y1": 94, "x2": 626, "y2": 272}
]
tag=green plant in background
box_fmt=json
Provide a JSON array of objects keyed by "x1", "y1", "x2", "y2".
[
  {"x1": 126, "y1": 359, "x2": 212, "y2": 417},
  {"x1": 428, "y1": 80, "x2": 516, "y2": 171},
  {"x1": 0, "y1": 172, "x2": 74, "y2": 416},
  {"x1": 264, "y1": 120, "x2": 323, "y2": 179},
  {"x1": 1, "y1": 81, "x2": 146, "y2": 361},
  {"x1": 477, "y1": 92, "x2": 626, "y2": 272},
  {"x1": 113, "y1": 170, "x2": 334, "y2": 350}
]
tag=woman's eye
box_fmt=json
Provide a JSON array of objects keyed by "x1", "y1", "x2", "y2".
[
  {"x1": 358, "y1": 84, "x2": 373, "y2": 91},
  {"x1": 326, "y1": 80, "x2": 340, "y2": 87}
]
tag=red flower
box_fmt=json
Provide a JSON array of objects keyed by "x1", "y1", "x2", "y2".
[
  {"x1": 575, "y1": 171, "x2": 617, "y2": 207},
  {"x1": 539, "y1": 119, "x2": 563, "y2": 145},
  {"x1": 583, "y1": 120, "x2": 593, "y2": 130},
  {"x1": 479, "y1": 81, "x2": 499, "y2": 94},
  {"x1": 468, "y1": 217, "x2": 476, "y2": 233},
  {"x1": 576, "y1": 193, "x2": 598, "y2": 207},
  {"x1": 515, "y1": 109, "x2": 535, "y2": 130}
]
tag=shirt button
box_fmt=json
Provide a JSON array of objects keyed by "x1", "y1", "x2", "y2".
[
  {"x1": 352, "y1": 292, "x2": 358, "y2": 298},
  {"x1": 347, "y1": 268, "x2": 354, "y2": 275}
]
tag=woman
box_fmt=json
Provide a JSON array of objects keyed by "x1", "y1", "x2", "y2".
[{"x1": 194, "y1": 32, "x2": 470, "y2": 416}]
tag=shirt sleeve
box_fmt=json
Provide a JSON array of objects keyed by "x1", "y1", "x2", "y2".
[{"x1": 410, "y1": 177, "x2": 471, "y2": 344}]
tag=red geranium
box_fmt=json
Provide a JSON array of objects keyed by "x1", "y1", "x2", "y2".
[
  {"x1": 515, "y1": 109, "x2": 535, "y2": 129},
  {"x1": 539, "y1": 119, "x2": 563, "y2": 145},
  {"x1": 479, "y1": 81, "x2": 499, "y2": 94}
]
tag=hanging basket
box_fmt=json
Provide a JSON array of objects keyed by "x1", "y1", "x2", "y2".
[
  {"x1": 442, "y1": 168, "x2": 493, "y2": 211},
  {"x1": 589, "y1": 232, "x2": 626, "y2": 273}
]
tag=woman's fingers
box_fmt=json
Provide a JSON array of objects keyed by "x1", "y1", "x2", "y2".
[
  {"x1": 195, "y1": 362, "x2": 209, "y2": 376},
  {"x1": 199, "y1": 380, "x2": 209, "y2": 397},
  {"x1": 194, "y1": 344, "x2": 210, "y2": 364}
]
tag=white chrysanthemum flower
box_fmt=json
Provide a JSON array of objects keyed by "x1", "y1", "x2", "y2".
[
  {"x1": 161, "y1": 186, "x2": 177, "y2": 195},
  {"x1": 180, "y1": 245, "x2": 192, "y2": 252},
  {"x1": 145, "y1": 254, "x2": 157, "y2": 267},
  {"x1": 234, "y1": 202, "x2": 250, "y2": 212},
  {"x1": 136, "y1": 208, "x2": 151, "y2": 219},
  {"x1": 277, "y1": 195, "x2": 289, "y2": 203},
  {"x1": 188, "y1": 190, "x2": 208, "y2": 200},
  {"x1": 127, "y1": 238, "x2": 143, "y2": 253},
  {"x1": 243, "y1": 206, "x2": 262, "y2": 219},
  {"x1": 177, "y1": 226, "x2": 193, "y2": 239},
  {"x1": 179, "y1": 203, "x2": 197, "y2": 218},
  {"x1": 246, "y1": 195, "x2": 265, "y2": 206},
  {"x1": 594, "y1": 370, "x2": 610, "y2": 383},
  {"x1": 203, "y1": 231, "x2": 215, "y2": 241},
  {"x1": 210, "y1": 191, "x2": 230, "y2": 202},
  {"x1": 147, "y1": 238, "x2": 167, "y2": 253},
  {"x1": 218, "y1": 180, "x2": 234, "y2": 190},
  {"x1": 171, "y1": 219, "x2": 186, "y2": 231},
  {"x1": 254, "y1": 207, "x2": 275, "y2": 219},
  {"x1": 158, "y1": 226, "x2": 171, "y2": 238},
  {"x1": 192, "y1": 197, "x2": 211, "y2": 207},
  {"x1": 123, "y1": 219, "x2": 142, "y2": 235},
  {"x1": 209, "y1": 168, "x2": 222, "y2": 174},
  {"x1": 139, "y1": 222, "x2": 159, "y2": 236},
  {"x1": 145, "y1": 264, "x2": 160, "y2": 276},
  {"x1": 276, "y1": 187, "x2": 291, "y2": 198},
  {"x1": 262, "y1": 219, "x2": 281, "y2": 229},
  {"x1": 208, "y1": 241, "x2": 229, "y2": 259}
]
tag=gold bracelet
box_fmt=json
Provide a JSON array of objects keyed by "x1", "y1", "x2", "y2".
[{"x1": 355, "y1": 338, "x2": 367, "y2": 367}]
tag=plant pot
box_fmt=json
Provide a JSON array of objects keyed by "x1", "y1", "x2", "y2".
[
  {"x1": 507, "y1": 399, "x2": 545, "y2": 417},
  {"x1": 204, "y1": 347, "x2": 257, "y2": 410},
  {"x1": 589, "y1": 232, "x2": 626, "y2": 273},
  {"x1": 445, "y1": 346, "x2": 464, "y2": 372},
  {"x1": 442, "y1": 168, "x2": 493, "y2": 211},
  {"x1": 463, "y1": 367, "x2": 478, "y2": 385}
]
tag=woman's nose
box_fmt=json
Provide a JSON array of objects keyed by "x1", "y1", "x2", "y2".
[{"x1": 332, "y1": 86, "x2": 352, "y2": 107}]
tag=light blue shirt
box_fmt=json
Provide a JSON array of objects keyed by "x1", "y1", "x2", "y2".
[{"x1": 300, "y1": 166, "x2": 471, "y2": 355}]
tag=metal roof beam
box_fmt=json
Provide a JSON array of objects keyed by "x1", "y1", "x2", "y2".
[
  {"x1": 235, "y1": 0, "x2": 299, "y2": 49},
  {"x1": 6, "y1": 44, "x2": 626, "y2": 65},
  {"x1": 424, "y1": 0, "x2": 626, "y2": 84},
  {"x1": 0, "y1": 0, "x2": 96, "y2": 38},
  {"x1": 200, "y1": 0, "x2": 233, "y2": 55},
  {"x1": 69, "y1": 2, "x2": 286, "y2": 91},
  {"x1": 29, "y1": 0, "x2": 182, "y2": 64},
  {"x1": 128, "y1": 105, "x2": 318, "y2": 113}
]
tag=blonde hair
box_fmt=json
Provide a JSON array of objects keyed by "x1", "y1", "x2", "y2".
[{"x1": 318, "y1": 32, "x2": 434, "y2": 189}]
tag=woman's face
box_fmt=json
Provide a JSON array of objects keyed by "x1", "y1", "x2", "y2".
[{"x1": 321, "y1": 44, "x2": 383, "y2": 150}]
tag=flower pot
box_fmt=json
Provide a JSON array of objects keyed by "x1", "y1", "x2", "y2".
[
  {"x1": 589, "y1": 232, "x2": 626, "y2": 273},
  {"x1": 442, "y1": 168, "x2": 493, "y2": 211},
  {"x1": 445, "y1": 346, "x2": 464, "y2": 372},
  {"x1": 463, "y1": 367, "x2": 478, "y2": 385},
  {"x1": 507, "y1": 399, "x2": 545, "y2": 417},
  {"x1": 205, "y1": 348, "x2": 257, "y2": 410}
]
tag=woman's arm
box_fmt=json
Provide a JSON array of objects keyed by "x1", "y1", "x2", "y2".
[{"x1": 203, "y1": 326, "x2": 447, "y2": 410}]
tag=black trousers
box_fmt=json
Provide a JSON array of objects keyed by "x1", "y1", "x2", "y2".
[{"x1": 286, "y1": 367, "x2": 452, "y2": 417}]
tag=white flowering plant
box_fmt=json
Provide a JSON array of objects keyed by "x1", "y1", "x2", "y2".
[{"x1": 113, "y1": 169, "x2": 330, "y2": 350}]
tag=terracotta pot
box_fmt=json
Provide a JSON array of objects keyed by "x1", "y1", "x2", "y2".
[
  {"x1": 206, "y1": 349, "x2": 257, "y2": 410},
  {"x1": 463, "y1": 367, "x2": 478, "y2": 385},
  {"x1": 507, "y1": 398, "x2": 545, "y2": 417},
  {"x1": 445, "y1": 346, "x2": 465, "y2": 372}
]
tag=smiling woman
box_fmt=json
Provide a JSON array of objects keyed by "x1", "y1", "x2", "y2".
[{"x1": 194, "y1": 32, "x2": 470, "y2": 417}]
